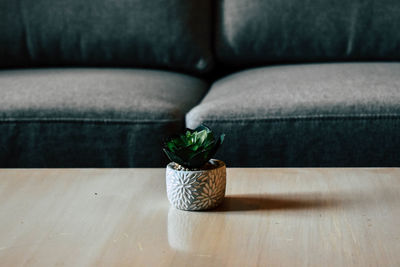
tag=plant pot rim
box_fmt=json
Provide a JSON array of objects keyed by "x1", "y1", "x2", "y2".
[{"x1": 167, "y1": 159, "x2": 225, "y2": 172}]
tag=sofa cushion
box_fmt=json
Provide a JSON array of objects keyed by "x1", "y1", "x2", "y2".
[
  {"x1": 186, "y1": 63, "x2": 400, "y2": 166},
  {"x1": 216, "y1": 0, "x2": 400, "y2": 67},
  {"x1": 0, "y1": 0, "x2": 212, "y2": 74},
  {"x1": 0, "y1": 68, "x2": 208, "y2": 167}
]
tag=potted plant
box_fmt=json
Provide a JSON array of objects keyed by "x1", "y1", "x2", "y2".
[{"x1": 163, "y1": 125, "x2": 226, "y2": 211}]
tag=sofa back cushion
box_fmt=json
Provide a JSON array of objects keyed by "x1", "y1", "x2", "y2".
[
  {"x1": 0, "y1": 0, "x2": 212, "y2": 73},
  {"x1": 216, "y1": 0, "x2": 400, "y2": 66}
]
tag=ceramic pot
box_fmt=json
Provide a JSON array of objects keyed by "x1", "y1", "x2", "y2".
[{"x1": 166, "y1": 159, "x2": 226, "y2": 211}]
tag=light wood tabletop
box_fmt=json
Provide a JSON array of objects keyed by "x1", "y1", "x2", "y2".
[{"x1": 0, "y1": 168, "x2": 399, "y2": 267}]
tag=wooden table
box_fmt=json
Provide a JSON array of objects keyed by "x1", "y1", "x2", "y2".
[{"x1": 0, "y1": 168, "x2": 399, "y2": 266}]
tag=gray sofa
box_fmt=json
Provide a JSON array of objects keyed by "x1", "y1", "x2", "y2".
[{"x1": 1, "y1": 0, "x2": 399, "y2": 167}]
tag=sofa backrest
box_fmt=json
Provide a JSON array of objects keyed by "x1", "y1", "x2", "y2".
[
  {"x1": 216, "y1": 0, "x2": 400, "y2": 67},
  {"x1": 2, "y1": 0, "x2": 400, "y2": 73},
  {"x1": 0, "y1": 0, "x2": 213, "y2": 74}
]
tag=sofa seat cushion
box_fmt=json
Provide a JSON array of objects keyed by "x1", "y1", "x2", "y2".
[
  {"x1": 186, "y1": 63, "x2": 400, "y2": 166},
  {"x1": 0, "y1": 68, "x2": 208, "y2": 167}
]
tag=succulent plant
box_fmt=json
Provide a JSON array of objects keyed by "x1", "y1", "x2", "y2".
[{"x1": 163, "y1": 125, "x2": 225, "y2": 169}]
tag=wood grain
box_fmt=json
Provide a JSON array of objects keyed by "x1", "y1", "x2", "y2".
[{"x1": 0, "y1": 168, "x2": 399, "y2": 266}]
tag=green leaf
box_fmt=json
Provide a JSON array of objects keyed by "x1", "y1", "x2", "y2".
[
  {"x1": 202, "y1": 132, "x2": 215, "y2": 148},
  {"x1": 163, "y1": 148, "x2": 186, "y2": 166},
  {"x1": 185, "y1": 150, "x2": 210, "y2": 168},
  {"x1": 220, "y1": 133, "x2": 225, "y2": 144},
  {"x1": 166, "y1": 141, "x2": 177, "y2": 152},
  {"x1": 194, "y1": 125, "x2": 209, "y2": 132},
  {"x1": 195, "y1": 130, "x2": 208, "y2": 146},
  {"x1": 172, "y1": 137, "x2": 184, "y2": 147},
  {"x1": 162, "y1": 125, "x2": 225, "y2": 169},
  {"x1": 188, "y1": 144, "x2": 200, "y2": 151},
  {"x1": 180, "y1": 135, "x2": 191, "y2": 147}
]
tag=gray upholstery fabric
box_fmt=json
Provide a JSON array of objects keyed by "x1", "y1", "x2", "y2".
[
  {"x1": 186, "y1": 63, "x2": 400, "y2": 166},
  {"x1": 0, "y1": 0, "x2": 213, "y2": 74},
  {"x1": 216, "y1": 0, "x2": 400, "y2": 66},
  {"x1": 0, "y1": 68, "x2": 208, "y2": 167}
]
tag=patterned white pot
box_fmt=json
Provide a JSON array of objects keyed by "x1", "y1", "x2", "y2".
[{"x1": 166, "y1": 159, "x2": 226, "y2": 211}]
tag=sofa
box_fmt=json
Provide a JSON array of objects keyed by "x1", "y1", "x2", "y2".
[{"x1": 1, "y1": 0, "x2": 399, "y2": 167}]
